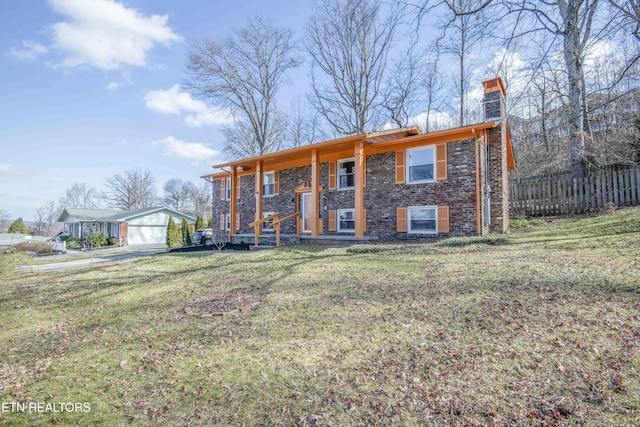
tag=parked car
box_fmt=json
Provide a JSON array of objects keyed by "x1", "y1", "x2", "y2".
[
  {"x1": 48, "y1": 231, "x2": 71, "y2": 242},
  {"x1": 192, "y1": 229, "x2": 213, "y2": 245}
]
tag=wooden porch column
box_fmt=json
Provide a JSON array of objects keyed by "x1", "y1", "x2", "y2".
[
  {"x1": 354, "y1": 141, "x2": 365, "y2": 238},
  {"x1": 229, "y1": 165, "x2": 237, "y2": 241},
  {"x1": 255, "y1": 160, "x2": 263, "y2": 245},
  {"x1": 311, "y1": 149, "x2": 320, "y2": 236}
]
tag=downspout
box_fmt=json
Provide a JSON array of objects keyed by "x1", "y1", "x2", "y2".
[
  {"x1": 484, "y1": 133, "x2": 491, "y2": 228},
  {"x1": 474, "y1": 133, "x2": 481, "y2": 235}
]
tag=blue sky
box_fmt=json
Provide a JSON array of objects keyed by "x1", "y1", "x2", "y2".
[{"x1": 0, "y1": 0, "x2": 314, "y2": 220}]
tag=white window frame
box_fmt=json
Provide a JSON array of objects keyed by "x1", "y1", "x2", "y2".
[
  {"x1": 407, "y1": 206, "x2": 437, "y2": 234},
  {"x1": 406, "y1": 146, "x2": 436, "y2": 184},
  {"x1": 262, "y1": 211, "x2": 275, "y2": 233},
  {"x1": 337, "y1": 158, "x2": 355, "y2": 190},
  {"x1": 225, "y1": 178, "x2": 231, "y2": 201},
  {"x1": 337, "y1": 208, "x2": 355, "y2": 232},
  {"x1": 263, "y1": 172, "x2": 275, "y2": 197},
  {"x1": 225, "y1": 213, "x2": 230, "y2": 232}
]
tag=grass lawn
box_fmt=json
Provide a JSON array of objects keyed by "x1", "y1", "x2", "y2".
[{"x1": 1, "y1": 208, "x2": 639, "y2": 426}]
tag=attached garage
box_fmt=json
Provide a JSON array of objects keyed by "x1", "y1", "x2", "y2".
[
  {"x1": 57, "y1": 207, "x2": 197, "y2": 246},
  {"x1": 122, "y1": 208, "x2": 197, "y2": 245},
  {"x1": 126, "y1": 225, "x2": 167, "y2": 245}
]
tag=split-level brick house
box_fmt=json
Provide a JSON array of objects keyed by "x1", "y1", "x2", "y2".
[{"x1": 204, "y1": 78, "x2": 516, "y2": 244}]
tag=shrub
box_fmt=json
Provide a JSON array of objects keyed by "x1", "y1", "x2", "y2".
[
  {"x1": 86, "y1": 232, "x2": 107, "y2": 247},
  {"x1": 195, "y1": 215, "x2": 205, "y2": 232},
  {"x1": 13, "y1": 242, "x2": 54, "y2": 254},
  {"x1": 181, "y1": 217, "x2": 193, "y2": 246},
  {"x1": 435, "y1": 235, "x2": 509, "y2": 247},
  {"x1": 108, "y1": 237, "x2": 120, "y2": 247},
  {"x1": 8, "y1": 218, "x2": 30, "y2": 234},
  {"x1": 66, "y1": 237, "x2": 82, "y2": 249},
  {"x1": 166, "y1": 215, "x2": 182, "y2": 248}
]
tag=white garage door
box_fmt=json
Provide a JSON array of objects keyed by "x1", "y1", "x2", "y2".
[{"x1": 127, "y1": 225, "x2": 166, "y2": 245}]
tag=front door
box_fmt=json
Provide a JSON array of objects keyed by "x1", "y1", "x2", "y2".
[{"x1": 301, "y1": 193, "x2": 313, "y2": 233}]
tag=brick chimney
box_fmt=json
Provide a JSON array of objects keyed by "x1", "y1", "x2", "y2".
[
  {"x1": 483, "y1": 77, "x2": 506, "y2": 122},
  {"x1": 480, "y1": 77, "x2": 510, "y2": 234}
]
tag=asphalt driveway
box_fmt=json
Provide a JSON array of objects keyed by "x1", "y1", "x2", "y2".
[{"x1": 14, "y1": 244, "x2": 167, "y2": 272}]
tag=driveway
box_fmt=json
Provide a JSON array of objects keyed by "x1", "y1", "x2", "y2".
[{"x1": 14, "y1": 244, "x2": 167, "y2": 272}]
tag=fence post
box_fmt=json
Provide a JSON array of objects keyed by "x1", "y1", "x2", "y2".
[
  {"x1": 624, "y1": 169, "x2": 629, "y2": 206},
  {"x1": 590, "y1": 175, "x2": 596, "y2": 210},
  {"x1": 546, "y1": 178, "x2": 553, "y2": 215},
  {"x1": 556, "y1": 179, "x2": 562, "y2": 215},
  {"x1": 612, "y1": 171, "x2": 619, "y2": 206},
  {"x1": 631, "y1": 167, "x2": 638, "y2": 205}
]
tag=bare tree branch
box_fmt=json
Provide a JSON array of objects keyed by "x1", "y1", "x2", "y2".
[
  {"x1": 185, "y1": 17, "x2": 300, "y2": 158},
  {"x1": 103, "y1": 168, "x2": 158, "y2": 210},
  {"x1": 306, "y1": 0, "x2": 401, "y2": 135},
  {"x1": 59, "y1": 182, "x2": 100, "y2": 209}
]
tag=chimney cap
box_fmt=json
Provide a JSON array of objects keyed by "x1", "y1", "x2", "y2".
[{"x1": 483, "y1": 77, "x2": 506, "y2": 96}]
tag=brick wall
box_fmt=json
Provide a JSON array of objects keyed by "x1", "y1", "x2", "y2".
[
  {"x1": 364, "y1": 139, "x2": 478, "y2": 239},
  {"x1": 486, "y1": 125, "x2": 509, "y2": 232},
  {"x1": 213, "y1": 131, "x2": 508, "y2": 240}
]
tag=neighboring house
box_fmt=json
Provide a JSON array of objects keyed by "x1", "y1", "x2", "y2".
[
  {"x1": 57, "y1": 207, "x2": 196, "y2": 245},
  {"x1": 204, "y1": 78, "x2": 516, "y2": 243}
]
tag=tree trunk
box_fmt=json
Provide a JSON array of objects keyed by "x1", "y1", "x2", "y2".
[{"x1": 559, "y1": 0, "x2": 587, "y2": 178}]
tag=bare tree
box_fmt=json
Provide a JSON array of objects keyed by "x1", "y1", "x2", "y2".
[
  {"x1": 417, "y1": 57, "x2": 448, "y2": 132},
  {"x1": 33, "y1": 201, "x2": 62, "y2": 237},
  {"x1": 306, "y1": 0, "x2": 400, "y2": 135},
  {"x1": 191, "y1": 182, "x2": 213, "y2": 221},
  {"x1": 504, "y1": 0, "x2": 602, "y2": 178},
  {"x1": 162, "y1": 178, "x2": 211, "y2": 219},
  {"x1": 163, "y1": 178, "x2": 197, "y2": 212},
  {"x1": 287, "y1": 96, "x2": 326, "y2": 147},
  {"x1": 221, "y1": 112, "x2": 288, "y2": 159},
  {"x1": 59, "y1": 182, "x2": 99, "y2": 209},
  {"x1": 437, "y1": 0, "x2": 496, "y2": 126},
  {"x1": 185, "y1": 17, "x2": 300, "y2": 158},
  {"x1": 103, "y1": 168, "x2": 158, "y2": 210},
  {"x1": 0, "y1": 209, "x2": 12, "y2": 232},
  {"x1": 382, "y1": 43, "x2": 429, "y2": 128},
  {"x1": 609, "y1": 0, "x2": 640, "y2": 41}
]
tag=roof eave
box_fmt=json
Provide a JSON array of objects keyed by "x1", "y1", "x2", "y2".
[{"x1": 210, "y1": 128, "x2": 420, "y2": 171}]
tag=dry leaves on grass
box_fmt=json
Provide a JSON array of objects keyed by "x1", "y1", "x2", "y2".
[{"x1": 185, "y1": 286, "x2": 272, "y2": 317}]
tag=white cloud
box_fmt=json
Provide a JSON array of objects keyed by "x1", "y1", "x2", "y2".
[
  {"x1": 145, "y1": 84, "x2": 202, "y2": 115},
  {"x1": 183, "y1": 109, "x2": 233, "y2": 127},
  {"x1": 106, "y1": 82, "x2": 120, "y2": 90},
  {"x1": 409, "y1": 111, "x2": 457, "y2": 130},
  {"x1": 0, "y1": 163, "x2": 25, "y2": 175},
  {"x1": 152, "y1": 137, "x2": 220, "y2": 163},
  {"x1": 584, "y1": 39, "x2": 618, "y2": 70},
  {"x1": 144, "y1": 84, "x2": 233, "y2": 127},
  {"x1": 6, "y1": 41, "x2": 48, "y2": 61},
  {"x1": 51, "y1": 177, "x2": 64, "y2": 183},
  {"x1": 48, "y1": 0, "x2": 182, "y2": 70}
]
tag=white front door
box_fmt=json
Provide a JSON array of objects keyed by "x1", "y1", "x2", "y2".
[{"x1": 301, "y1": 193, "x2": 313, "y2": 233}]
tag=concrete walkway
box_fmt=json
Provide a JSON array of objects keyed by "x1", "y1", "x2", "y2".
[{"x1": 14, "y1": 245, "x2": 167, "y2": 272}]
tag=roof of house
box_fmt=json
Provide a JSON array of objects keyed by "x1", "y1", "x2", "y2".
[
  {"x1": 203, "y1": 121, "x2": 515, "y2": 179},
  {"x1": 57, "y1": 207, "x2": 197, "y2": 223}
]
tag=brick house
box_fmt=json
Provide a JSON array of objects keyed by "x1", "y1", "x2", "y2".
[{"x1": 204, "y1": 78, "x2": 516, "y2": 245}]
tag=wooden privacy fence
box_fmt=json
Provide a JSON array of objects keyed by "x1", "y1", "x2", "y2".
[{"x1": 509, "y1": 166, "x2": 640, "y2": 216}]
